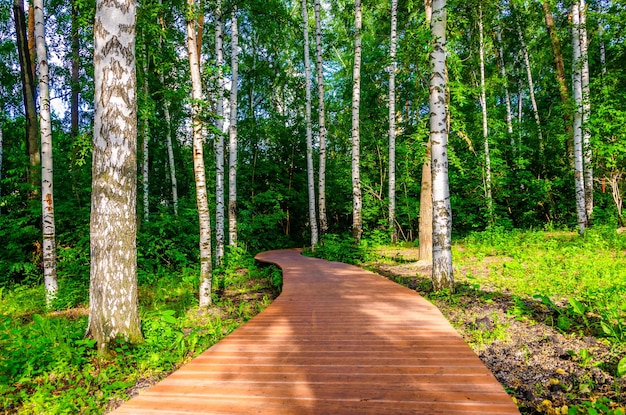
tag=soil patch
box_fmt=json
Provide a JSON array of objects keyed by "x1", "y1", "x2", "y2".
[{"x1": 371, "y1": 260, "x2": 626, "y2": 415}]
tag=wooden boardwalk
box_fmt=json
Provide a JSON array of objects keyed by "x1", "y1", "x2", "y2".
[{"x1": 112, "y1": 249, "x2": 520, "y2": 414}]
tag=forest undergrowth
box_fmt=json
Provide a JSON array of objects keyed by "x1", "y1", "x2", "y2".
[
  {"x1": 339, "y1": 227, "x2": 626, "y2": 415},
  {"x1": 0, "y1": 249, "x2": 282, "y2": 414}
]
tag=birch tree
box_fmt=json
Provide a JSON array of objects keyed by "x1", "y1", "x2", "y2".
[
  {"x1": 228, "y1": 6, "x2": 239, "y2": 247},
  {"x1": 572, "y1": 1, "x2": 587, "y2": 234},
  {"x1": 388, "y1": 0, "x2": 398, "y2": 243},
  {"x1": 302, "y1": 0, "x2": 318, "y2": 247},
  {"x1": 34, "y1": 0, "x2": 57, "y2": 305},
  {"x1": 215, "y1": 0, "x2": 225, "y2": 264},
  {"x1": 478, "y1": 2, "x2": 492, "y2": 219},
  {"x1": 516, "y1": 18, "x2": 544, "y2": 160},
  {"x1": 87, "y1": 0, "x2": 143, "y2": 354},
  {"x1": 314, "y1": 0, "x2": 327, "y2": 236},
  {"x1": 351, "y1": 0, "x2": 363, "y2": 242},
  {"x1": 419, "y1": 0, "x2": 432, "y2": 262},
  {"x1": 141, "y1": 48, "x2": 150, "y2": 222},
  {"x1": 158, "y1": 0, "x2": 178, "y2": 216},
  {"x1": 430, "y1": 0, "x2": 453, "y2": 292},
  {"x1": 495, "y1": 28, "x2": 514, "y2": 149},
  {"x1": 579, "y1": 0, "x2": 593, "y2": 220},
  {"x1": 187, "y1": 0, "x2": 213, "y2": 306}
]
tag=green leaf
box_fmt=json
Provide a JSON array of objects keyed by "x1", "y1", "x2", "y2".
[
  {"x1": 568, "y1": 297, "x2": 585, "y2": 315},
  {"x1": 617, "y1": 356, "x2": 626, "y2": 378},
  {"x1": 160, "y1": 310, "x2": 178, "y2": 324}
]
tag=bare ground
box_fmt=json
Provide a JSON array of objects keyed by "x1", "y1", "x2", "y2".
[{"x1": 371, "y1": 255, "x2": 626, "y2": 415}]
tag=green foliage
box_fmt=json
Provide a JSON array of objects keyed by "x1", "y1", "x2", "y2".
[
  {"x1": 310, "y1": 233, "x2": 380, "y2": 265},
  {"x1": 0, "y1": 254, "x2": 276, "y2": 413}
]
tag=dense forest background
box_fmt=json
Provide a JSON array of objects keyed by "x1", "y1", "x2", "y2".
[{"x1": 1, "y1": 0, "x2": 625, "y2": 289}]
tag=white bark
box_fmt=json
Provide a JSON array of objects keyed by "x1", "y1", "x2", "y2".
[
  {"x1": 141, "y1": 49, "x2": 149, "y2": 222},
  {"x1": 302, "y1": 0, "x2": 318, "y2": 247},
  {"x1": 228, "y1": 7, "x2": 239, "y2": 247},
  {"x1": 351, "y1": 0, "x2": 363, "y2": 242},
  {"x1": 572, "y1": 2, "x2": 587, "y2": 234},
  {"x1": 187, "y1": 0, "x2": 213, "y2": 306},
  {"x1": 314, "y1": 0, "x2": 327, "y2": 235},
  {"x1": 160, "y1": 73, "x2": 178, "y2": 216},
  {"x1": 34, "y1": 0, "x2": 57, "y2": 306},
  {"x1": 478, "y1": 3, "x2": 492, "y2": 219},
  {"x1": 516, "y1": 20, "x2": 544, "y2": 159},
  {"x1": 215, "y1": 0, "x2": 225, "y2": 264},
  {"x1": 88, "y1": 0, "x2": 143, "y2": 353},
  {"x1": 430, "y1": 0, "x2": 453, "y2": 292},
  {"x1": 158, "y1": 0, "x2": 178, "y2": 216},
  {"x1": 388, "y1": 0, "x2": 398, "y2": 243},
  {"x1": 496, "y1": 28, "x2": 514, "y2": 150},
  {"x1": 579, "y1": 0, "x2": 593, "y2": 220}
]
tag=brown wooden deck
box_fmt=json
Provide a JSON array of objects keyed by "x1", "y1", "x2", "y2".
[{"x1": 112, "y1": 249, "x2": 520, "y2": 414}]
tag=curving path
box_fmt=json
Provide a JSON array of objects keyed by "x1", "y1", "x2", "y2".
[{"x1": 112, "y1": 249, "x2": 520, "y2": 414}]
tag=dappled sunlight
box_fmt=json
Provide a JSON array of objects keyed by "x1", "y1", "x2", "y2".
[{"x1": 112, "y1": 249, "x2": 519, "y2": 414}]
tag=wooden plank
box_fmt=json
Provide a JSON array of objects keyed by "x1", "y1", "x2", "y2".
[{"x1": 111, "y1": 249, "x2": 519, "y2": 414}]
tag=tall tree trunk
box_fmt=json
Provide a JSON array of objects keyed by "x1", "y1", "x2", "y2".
[
  {"x1": 388, "y1": 0, "x2": 398, "y2": 243},
  {"x1": 418, "y1": 142, "x2": 432, "y2": 262},
  {"x1": 351, "y1": 0, "x2": 363, "y2": 242},
  {"x1": 430, "y1": 0, "x2": 453, "y2": 292},
  {"x1": 541, "y1": 1, "x2": 570, "y2": 116},
  {"x1": 13, "y1": 0, "x2": 40, "y2": 187},
  {"x1": 35, "y1": 0, "x2": 57, "y2": 306},
  {"x1": 214, "y1": 0, "x2": 225, "y2": 264},
  {"x1": 0, "y1": 121, "x2": 3, "y2": 215},
  {"x1": 187, "y1": 0, "x2": 213, "y2": 306},
  {"x1": 478, "y1": 3, "x2": 492, "y2": 220},
  {"x1": 579, "y1": 0, "x2": 593, "y2": 221},
  {"x1": 419, "y1": 0, "x2": 433, "y2": 261},
  {"x1": 516, "y1": 19, "x2": 544, "y2": 163},
  {"x1": 314, "y1": 0, "x2": 327, "y2": 236},
  {"x1": 572, "y1": 1, "x2": 587, "y2": 235},
  {"x1": 228, "y1": 6, "x2": 239, "y2": 247},
  {"x1": 162, "y1": 78, "x2": 178, "y2": 216},
  {"x1": 70, "y1": 0, "x2": 79, "y2": 139},
  {"x1": 495, "y1": 28, "x2": 514, "y2": 154},
  {"x1": 141, "y1": 48, "x2": 150, "y2": 223},
  {"x1": 87, "y1": 0, "x2": 143, "y2": 354},
  {"x1": 302, "y1": 0, "x2": 318, "y2": 248},
  {"x1": 158, "y1": 0, "x2": 178, "y2": 216}
]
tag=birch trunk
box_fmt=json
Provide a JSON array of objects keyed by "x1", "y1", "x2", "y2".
[
  {"x1": 160, "y1": 71, "x2": 178, "y2": 216},
  {"x1": 187, "y1": 0, "x2": 213, "y2": 306},
  {"x1": 13, "y1": 0, "x2": 40, "y2": 187},
  {"x1": 314, "y1": 0, "x2": 327, "y2": 236},
  {"x1": 516, "y1": 20, "x2": 544, "y2": 161},
  {"x1": 87, "y1": 0, "x2": 143, "y2": 354},
  {"x1": 579, "y1": 0, "x2": 593, "y2": 220},
  {"x1": 572, "y1": 1, "x2": 587, "y2": 235},
  {"x1": 478, "y1": 3, "x2": 492, "y2": 220},
  {"x1": 70, "y1": 0, "x2": 79, "y2": 139},
  {"x1": 302, "y1": 0, "x2": 318, "y2": 247},
  {"x1": 418, "y1": 142, "x2": 432, "y2": 262},
  {"x1": 430, "y1": 0, "x2": 453, "y2": 292},
  {"x1": 141, "y1": 49, "x2": 149, "y2": 222},
  {"x1": 35, "y1": 0, "x2": 57, "y2": 306},
  {"x1": 388, "y1": 0, "x2": 398, "y2": 243},
  {"x1": 228, "y1": 7, "x2": 239, "y2": 247},
  {"x1": 419, "y1": 0, "x2": 433, "y2": 261},
  {"x1": 215, "y1": 0, "x2": 225, "y2": 264},
  {"x1": 351, "y1": 0, "x2": 363, "y2": 242},
  {"x1": 0, "y1": 123, "x2": 3, "y2": 215},
  {"x1": 158, "y1": 0, "x2": 178, "y2": 216},
  {"x1": 495, "y1": 28, "x2": 514, "y2": 150}
]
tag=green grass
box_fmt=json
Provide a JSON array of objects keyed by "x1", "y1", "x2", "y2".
[{"x1": 0, "y1": 253, "x2": 280, "y2": 414}]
